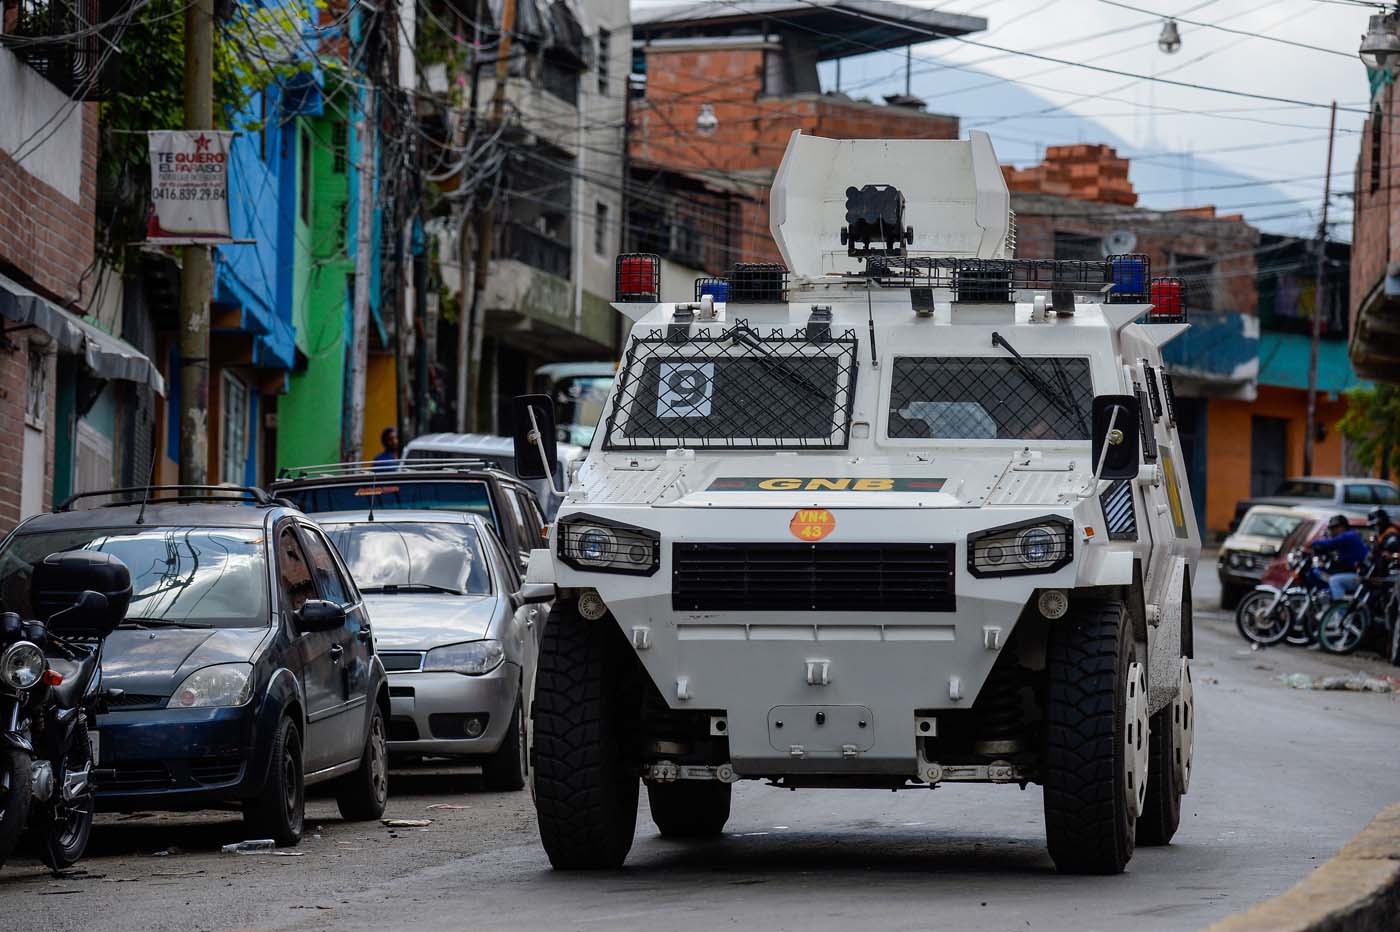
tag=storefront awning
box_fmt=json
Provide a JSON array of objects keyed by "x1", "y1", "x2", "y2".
[{"x1": 0, "y1": 271, "x2": 166, "y2": 395}]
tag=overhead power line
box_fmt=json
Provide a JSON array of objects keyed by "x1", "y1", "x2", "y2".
[{"x1": 1096, "y1": 0, "x2": 1357, "y2": 58}]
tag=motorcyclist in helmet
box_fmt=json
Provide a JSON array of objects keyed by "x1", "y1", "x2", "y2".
[{"x1": 1308, "y1": 514, "x2": 1368, "y2": 600}]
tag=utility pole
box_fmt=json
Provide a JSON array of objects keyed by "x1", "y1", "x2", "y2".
[
  {"x1": 345, "y1": 84, "x2": 376, "y2": 463},
  {"x1": 461, "y1": 0, "x2": 515, "y2": 432},
  {"x1": 178, "y1": 0, "x2": 214, "y2": 484},
  {"x1": 1303, "y1": 100, "x2": 1337, "y2": 478}
]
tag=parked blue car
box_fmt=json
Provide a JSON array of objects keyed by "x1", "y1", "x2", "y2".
[{"x1": 0, "y1": 486, "x2": 390, "y2": 846}]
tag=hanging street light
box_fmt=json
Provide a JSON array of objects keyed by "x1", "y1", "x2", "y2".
[
  {"x1": 1359, "y1": 12, "x2": 1400, "y2": 72},
  {"x1": 1157, "y1": 18, "x2": 1181, "y2": 54}
]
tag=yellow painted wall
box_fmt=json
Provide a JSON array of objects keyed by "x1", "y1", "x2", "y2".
[
  {"x1": 1204, "y1": 385, "x2": 1349, "y2": 533},
  {"x1": 361, "y1": 353, "x2": 398, "y2": 459}
]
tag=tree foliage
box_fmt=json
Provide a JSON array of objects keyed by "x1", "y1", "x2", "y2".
[{"x1": 1338, "y1": 383, "x2": 1400, "y2": 481}]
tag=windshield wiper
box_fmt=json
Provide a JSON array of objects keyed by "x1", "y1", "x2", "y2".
[
  {"x1": 118, "y1": 618, "x2": 215, "y2": 630},
  {"x1": 359, "y1": 583, "x2": 464, "y2": 596},
  {"x1": 990, "y1": 332, "x2": 1086, "y2": 433},
  {"x1": 732, "y1": 325, "x2": 834, "y2": 404}
]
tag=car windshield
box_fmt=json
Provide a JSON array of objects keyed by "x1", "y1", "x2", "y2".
[
  {"x1": 553, "y1": 375, "x2": 613, "y2": 447},
  {"x1": 321, "y1": 522, "x2": 491, "y2": 595},
  {"x1": 1238, "y1": 512, "x2": 1304, "y2": 540},
  {"x1": 1272, "y1": 480, "x2": 1334, "y2": 498},
  {"x1": 280, "y1": 481, "x2": 498, "y2": 532},
  {"x1": 888, "y1": 356, "x2": 1093, "y2": 441},
  {"x1": 0, "y1": 527, "x2": 269, "y2": 628}
]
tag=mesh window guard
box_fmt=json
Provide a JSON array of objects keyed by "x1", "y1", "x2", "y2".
[
  {"x1": 888, "y1": 357, "x2": 1093, "y2": 441},
  {"x1": 602, "y1": 321, "x2": 859, "y2": 450}
]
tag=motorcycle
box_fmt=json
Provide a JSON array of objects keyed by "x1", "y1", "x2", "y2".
[
  {"x1": 1234, "y1": 549, "x2": 1333, "y2": 647},
  {"x1": 0, "y1": 550, "x2": 130, "y2": 870},
  {"x1": 1317, "y1": 567, "x2": 1399, "y2": 656}
]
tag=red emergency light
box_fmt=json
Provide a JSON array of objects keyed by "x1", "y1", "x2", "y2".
[
  {"x1": 615, "y1": 253, "x2": 660, "y2": 302},
  {"x1": 1148, "y1": 277, "x2": 1187, "y2": 323}
]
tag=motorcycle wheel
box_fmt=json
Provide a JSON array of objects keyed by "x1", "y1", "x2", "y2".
[
  {"x1": 0, "y1": 747, "x2": 33, "y2": 869},
  {"x1": 1235, "y1": 591, "x2": 1292, "y2": 646},
  {"x1": 1387, "y1": 613, "x2": 1400, "y2": 667},
  {"x1": 1285, "y1": 594, "x2": 1322, "y2": 647},
  {"x1": 1318, "y1": 603, "x2": 1369, "y2": 655},
  {"x1": 35, "y1": 720, "x2": 94, "y2": 870}
]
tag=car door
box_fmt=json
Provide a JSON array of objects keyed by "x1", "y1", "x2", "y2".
[
  {"x1": 298, "y1": 522, "x2": 371, "y2": 767},
  {"x1": 275, "y1": 521, "x2": 340, "y2": 773},
  {"x1": 486, "y1": 525, "x2": 539, "y2": 688}
]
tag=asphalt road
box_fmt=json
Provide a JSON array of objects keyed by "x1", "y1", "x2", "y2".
[{"x1": 6, "y1": 569, "x2": 1399, "y2": 932}]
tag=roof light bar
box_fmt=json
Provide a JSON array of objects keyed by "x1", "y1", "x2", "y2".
[
  {"x1": 1148, "y1": 277, "x2": 1188, "y2": 323},
  {"x1": 616, "y1": 254, "x2": 660, "y2": 302}
]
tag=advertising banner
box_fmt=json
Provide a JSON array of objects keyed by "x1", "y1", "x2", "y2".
[{"x1": 146, "y1": 130, "x2": 234, "y2": 243}]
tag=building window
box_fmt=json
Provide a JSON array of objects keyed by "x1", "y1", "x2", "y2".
[
  {"x1": 25, "y1": 347, "x2": 47, "y2": 429},
  {"x1": 221, "y1": 371, "x2": 250, "y2": 485},
  {"x1": 1053, "y1": 231, "x2": 1103, "y2": 261},
  {"x1": 332, "y1": 122, "x2": 348, "y2": 174},
  {"x1": 1171, "y1": 252, "x2": 1216, "y2": 311},
  {"x1": 594, "y1": 201, "x2": 609, "y2": 255},
  {"x1": 299, "y1": 128, "x2": 312, "y2": 225},
  {"x1": 1371, "y1": 106, "x2": 1383, "y2": 195},
  {"x1": 596, "y1": 28, "x2": 611, "y2": 95},
  {"x1": 542, "y1": 56, "x2": 581, "y2": 104}
]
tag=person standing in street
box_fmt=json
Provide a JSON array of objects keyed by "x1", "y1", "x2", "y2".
[
  {"x1": 372, "y1": 426, "x2": 401, "y2": 471},
  {"x1": 1309, "y1": 514, "x2": 1369, "y2": 601}
]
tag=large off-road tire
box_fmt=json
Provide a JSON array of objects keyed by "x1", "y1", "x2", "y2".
[
  {"x1": 243, "y1": 716, "x2": 304, "y2": 847},
  {"x1": 647, "y1": 781, "x2": 731, "y2": 838},
  {"x1": 0, "y1": 747, "x2": 32, "y2": 869},
  {"x1": 1139, "y1": 658, "x2": 1195, "y2": 846},
  {"x1": 532, "y1": 605, "x2": 642, "y2": 870},
  {"x1": 482, "y1": 693, "x2": 527, "y2": 791},
  {"x1": 336, "y1": 702, "x2": 389, "y2": 821},
  {"x1": 1043, "y1": 600, "x2": 1145, "y2": 874}
]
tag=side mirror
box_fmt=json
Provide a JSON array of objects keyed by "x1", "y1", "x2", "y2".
[
  {"x1": 1090, "y1": 394, "x2": 1141, "y2": 481},
  {"x1": 512, "y1": 394, "x2": 558, "y2": 481},
  {"x1": 295, "y1": 599, "x2": 347, "y2": 631},
  {"x1": 514, "y1": 582, "x2": 555, "y2": 606}
]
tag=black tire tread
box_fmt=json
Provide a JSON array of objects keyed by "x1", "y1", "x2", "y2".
[
  {"x1": 532, "y1": 606, "x2": 640, "y2": 870},
  {"x1": 482, "y1": 693, "x2": 527, "y2": 791},
  {"x1": 1043, "y1": 599, "x2": 1136, "y2": 875},
  {"x1": 0, "y1": 748, "x2": 32, "y2": 869},
  {"x1": 242, "y1": 716, "x2": 303, "y2": 847},
  {"x1": 1136, "y1": 704, "x2": 1181, "y2": 846}
]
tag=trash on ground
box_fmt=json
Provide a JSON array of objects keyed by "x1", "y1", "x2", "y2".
[
  {"x1": 425, "y1": 803, "x2": 469, "y2": 811},
  {"x1": 382, "y1": 818, "x2": 433, "y2": 827},
  {"x1": 150, "y1": 847, "x2": 181, "y2": 857},
  {"x1": 1281, "y1": 672, "x2": 1400, "y2": 693},
  {"x1": 221, "y1": 839, "x2": 278, "y2": 854}
]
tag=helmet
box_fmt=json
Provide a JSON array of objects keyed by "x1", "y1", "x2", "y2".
[
  {"x1": 1368, "y1": 507, "x2": 1391, "y2": 529},
  {"x1": 1327, "y1": 514, "x2": 1349, "y2": 532}
]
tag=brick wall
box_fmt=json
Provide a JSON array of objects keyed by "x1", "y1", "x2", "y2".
[
  {"x1": 0, "y1": 345, "x2": 57, "y2": 535},
  {"x1": 1350, "y1": 88, "x2": 1392, "y2": 324}
]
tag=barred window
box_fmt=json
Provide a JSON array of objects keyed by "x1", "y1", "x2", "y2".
[
  {"x1": 888, "y1": 357, "x2": 1093, "y2": 441},
  {"x1": 603, "y1": 323, "x2": 858, "y2": 450}
]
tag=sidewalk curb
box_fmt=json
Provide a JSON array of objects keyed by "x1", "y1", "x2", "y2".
[{"x1": 1206, "y1": 804, "x2": 1400, "y2": 932}]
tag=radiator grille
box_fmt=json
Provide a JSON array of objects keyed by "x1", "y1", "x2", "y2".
[{"x1": 672, "y1": 542, "x2": 956, "y2": 613}]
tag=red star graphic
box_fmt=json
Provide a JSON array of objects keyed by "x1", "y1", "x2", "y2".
[{"x1": 194, "y1": 133, "x2": 211, "y2": 152}]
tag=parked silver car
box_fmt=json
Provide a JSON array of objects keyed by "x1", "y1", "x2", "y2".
[{"x1": 316, "y1": 510, "x2": 551, "y2": 790}]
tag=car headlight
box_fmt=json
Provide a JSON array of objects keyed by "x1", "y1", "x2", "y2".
[
  {"x1": 172, "y1": 663, "x2": 254, "y2": 709},
  {"x1": 967, "y1": 516, "x2": 1073, "y2": 578},
  {"x1": 0, "y1": 641, "x2": 45, "y2": 690},
  {"x1": 423, "y1": 640, "x2": 505, "y2": 676},
  {"x1": 557, "y1": 515, "x2": 660, "y2": 576}
]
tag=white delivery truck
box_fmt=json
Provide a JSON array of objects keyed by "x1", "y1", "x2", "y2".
[{"x1": 513, "y1": 130, "x2": 1200, "y2": 875}]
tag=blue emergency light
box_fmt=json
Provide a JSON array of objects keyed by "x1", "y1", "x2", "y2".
[
  {"x1": 1106, "y1": 254, "x2": 1150, "y2": 303},
  {"x1": 699, "y1": 280, "x2": 729, "y2": 302}
]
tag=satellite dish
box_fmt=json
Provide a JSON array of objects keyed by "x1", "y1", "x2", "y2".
[{"x1": 1103, "y1": 230, "x2": 1137, "y2": 256}]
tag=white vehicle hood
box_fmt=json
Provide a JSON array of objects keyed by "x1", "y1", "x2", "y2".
[{"x1": 362, "y1": 593, "x2": 498, "y2": 651}]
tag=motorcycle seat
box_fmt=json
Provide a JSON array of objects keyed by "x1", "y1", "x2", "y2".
[{"x1": 48, "y1": 650, "x2": 99, "y2": 710}]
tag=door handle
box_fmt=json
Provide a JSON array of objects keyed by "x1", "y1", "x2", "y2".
[
  {"x1": 329, "y1": 644, "x2": 344, "y2": 662},
  {"x1": 357, "y1": 625, "x2": 372, "y2": 643}
]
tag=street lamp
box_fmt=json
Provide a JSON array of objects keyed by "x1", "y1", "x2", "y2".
[
  {"x1": 696, "y1": 104, "x2": 719, "y2": 136},
  {"x1": 1157, "y1": 19, "x2": 1181, "y2": 54},
  {"x1": 1360, "y1": 12, "x2": 1400, "y2": 72}
]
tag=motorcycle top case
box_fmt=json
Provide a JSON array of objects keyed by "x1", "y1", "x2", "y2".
[{"x1": 31, "y1": 550, "x2": 132, "y2": 637}]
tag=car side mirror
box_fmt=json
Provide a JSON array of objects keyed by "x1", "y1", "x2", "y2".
[
  {"x1": 295, "y1": 599, "x2": 346, "y2": 631},
  {"x1": 514, "y1": 582, "x2": 555, "y2": 606},
  {"x1": 512, "y1": 394, "x2": 558, "y2": 481},
  {"x1": 1091, "y1": 394, "x2": 1141, "y2": 481}
]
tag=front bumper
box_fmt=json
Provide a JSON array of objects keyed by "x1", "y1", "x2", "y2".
[
  {"x1": 1217, "y1": 550, "x2": 1272, "y2": 588},
  {"x1": 386, "y1": 662, "x2": 519, "y2": 757},
  {"x1": 93, "y1": 705, "x2": 260, "y2": 810}
]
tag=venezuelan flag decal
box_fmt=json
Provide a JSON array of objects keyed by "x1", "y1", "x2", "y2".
[
  {"x1": 790, "y1": 508, "x2": 836, "y2": 541},
  {"x1": 707, "y1": 477, "x2": 945, "y2": 492}
]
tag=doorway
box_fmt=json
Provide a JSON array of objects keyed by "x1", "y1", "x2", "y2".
[{"x1": 1250, "y1": 416, "x2": 1288, "y2": 497}]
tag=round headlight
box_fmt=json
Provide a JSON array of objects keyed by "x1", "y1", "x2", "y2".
[
  {"x1": 1018, "y1": 526, "x2": 1057, "y2": 568},
  {"x1": 576, "y1": 527, "x2": 615, "y2": 564},
  {"x1": 1, "y1": 641, "x2": 46, "y2": 690}
]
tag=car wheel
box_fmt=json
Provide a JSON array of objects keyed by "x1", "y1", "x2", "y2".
[
  {"x1": 482, "y1": 693, "x2": 527, "y2": 792},
  {"x1": 336, "y1": 702, "x2": 389, "y2": 821},
  {"x1": 243, "y1": 716, "x2": 304, "y2": 847},
  {"x1": 647, "y1": 781, "x2": 731, "y2": 838},
  {"x1": 1043, "y1": 599, "x2": 1142, "y2": 875},
  {"x1": 532, "y1": 603, "x2": 642, "y2": 870}
]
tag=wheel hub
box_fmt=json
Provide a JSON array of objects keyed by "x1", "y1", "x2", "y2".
[
  {"x1": 1124, "y1": 660, "x2": 1149, "y2": 818},
  {"x1": 1173, "y1": 657, "x2": 1194, "y2": 794}
]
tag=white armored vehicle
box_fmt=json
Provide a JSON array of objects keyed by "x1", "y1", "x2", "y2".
[{"x1": 515, "y1": 131, "x2": 1201, "y2": 875}]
